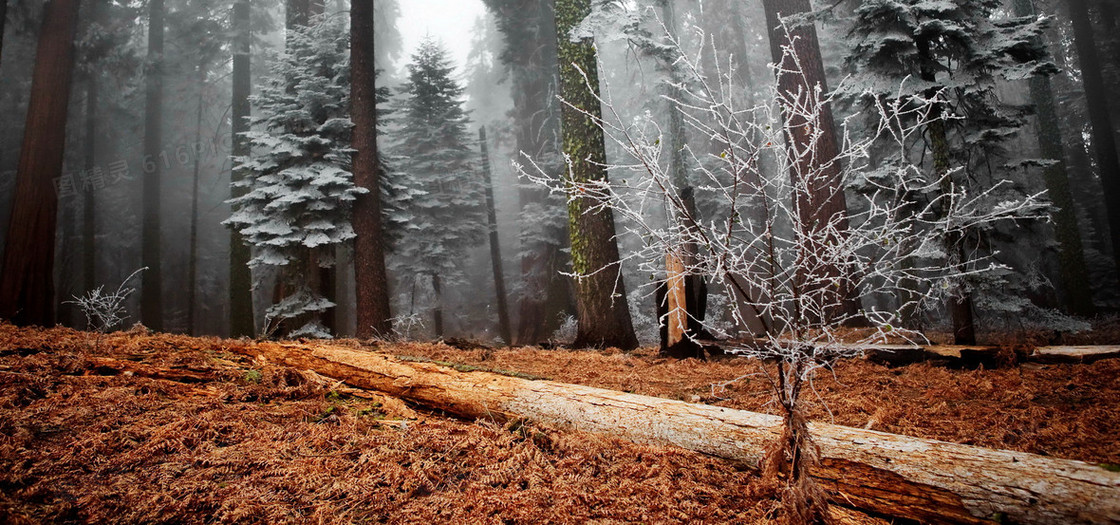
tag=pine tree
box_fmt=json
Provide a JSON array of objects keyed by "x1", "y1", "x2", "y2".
[
  {"x1": 844, "y1": 0, "x2": 1055, "y2": 342},
  {"x1": 391, "y1": 38, "x2": 485, "y2": 338},
  {"x1": 226, "y1": 15, "x2": 364, "y2": 338}
]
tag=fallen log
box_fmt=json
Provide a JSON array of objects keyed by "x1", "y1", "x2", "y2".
[{"x1": 232, "y1": 341, "x2": 1120, "y2": 525}]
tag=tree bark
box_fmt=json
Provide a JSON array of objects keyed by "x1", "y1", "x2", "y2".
[
  {"x1": 188, "y1": 62, "x2": 204, "y2": 336},
  {"x1": 1012, "y1": 0, "x2": 1095, "y2": 316},
  {"x1": 351, "y1": 0, "x2": 392, "y2": 339},
  {"x1": 0, "y1": 0, "x2": 7, "y2": 80},
  {"x1": 0, "y1": 0, "x2": 81, "y2": 326},
  {"x1": 1069, "y1": 0, "x2": 1120, "y2": 276},
  {"x1": 555, "y1": 0, "x2": 638, "y2": 350},
  {"x1": 483, "y1": 0, "x2": 574, "y2": 346},
  {"x1": 229, "y1": 0, "x2": 254, "y2": 338},
  {"x1": 82, "y1": 76, "x2": 97, "y2": 314},
  {"x1": 141, "y1": 0, "x2": 164, "y2": 332},
  {"x1": 479, "y1": 127, "x2": 512, "y2": 345},
  {"x1": 432, "y1": 273, "x2": 443, "y2": 338},
  {"x1": 231, "y1": 340, "x2": 1120, "y2": 525},
  {"x1": 760, "y1": 0, "x2": 862, "y2": 324}
]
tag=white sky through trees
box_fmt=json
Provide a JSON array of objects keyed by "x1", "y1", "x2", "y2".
[{"x1": 395, "y1": 0, "x2": 489, "y2": 77}]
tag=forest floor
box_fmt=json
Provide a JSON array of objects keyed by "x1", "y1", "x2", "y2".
[{"x1": 1, "y1": 324, "x2": 1118, "y2": 524}]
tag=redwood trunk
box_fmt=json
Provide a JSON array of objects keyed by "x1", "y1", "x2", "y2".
[
  {"x1": 229, "y1": 0, "x2": 254, "y2": 337},
  {"x1": 82, "y1": 77, "x2": 97, "y2": 309},
  {"x1": 1068, "y1": 0, "x2": 1120, "y2": 275},
  {"x1": 188, "y1": 63, "x2": 204, "y2": 336},
  {"x1": 141, "y1": 0, "x2": 164, "y2": 331},
  {"x1": 351, "y1": 0, "x2": 392, "y2": 339},
  {"x1": 556, "y1": 0, "x2": 638, "y2": 350},
  {"x1": 232, "y1": 340, "x2": 1120, "y2": 525},
  {"x1": 761, "y1": 0, "x2": 861, "y2": 324},
  {"x1": 1011, "y1": 0, "x2": 1094, "y2": 316},
  {"x1": 0, "y1": 0, "x2": 81, "y2": 326}
]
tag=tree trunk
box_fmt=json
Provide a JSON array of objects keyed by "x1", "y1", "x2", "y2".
[
  {"x1": 928, "y1": 117, "x2": 977, "y2": 345},
  {"x1": 188, "y1": 62, "x2": 204, "y2": 336},
  {"x1": 556, "y1": 0, "x2": 638, "y2": 350},
  {"x1": 479, "y1": 127, "x2": 512, "y2": 345},
  {"x1": 760, "y1": 0, "x2": 861, "y2": 324},
  {"x1": 1012, "y1": 0, "x2": 1095, "y2": 316},
  {"x1": 229, "y1": 0, "x2": 254, "y2": 338},
  {"x1": 82, "y1": 76, "x2": 97, "y2": 313},
  {"x1": 0, "y1": 0, "x2": 81, "y2": 326},
  {"x1": 0, "y1": 0, "x2": 7, "y2": 79},
  {"x1": 1069, "y1": 0, "x2": 1120, "y2": 275},
  {"x1": 484, "y1": 0, "x2": 574, "y2": 346},
  {"x1": 351, "y1": 0, "x2": 392, "y2": 339},
  {"x1": 231, "y1": 340, "x2": 1120, "y2": 525},
  {"x1": 432, "y1": 273, "x2": 443, "y2": 338},
  {"x1": 141, "y1": 0, "x2": 164, "y2": 332}
]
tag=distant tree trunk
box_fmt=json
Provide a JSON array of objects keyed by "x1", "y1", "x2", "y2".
[
  {"x1": 1069, "y1": 0, "x2": 1120, "y2": 275},
  {"x1": 760, "y1": 0, "x2": 861, "y2": 324},
  {"x1": 928, "y1": 118, "x2": 976, "y2": 345},
  {"x1": 188, "y1": 63, "x2": 204, "y2": 336},
  {"x1": 0, "y1": 0, "x2": 7, "y2": 74},
  {"x1": 479, "y1": 127, "x2": 512, "y2": 345},
  {"x1": 658, "y1": 0, "x2": 706, "y2": 358},
  {"x1": 351, "y1": 0, "x2": 392, "y2": 339},
  {"x1": 432, "y1": 273, "x2": 444, "y2": 338},
  {"x1": 484, "y1": 0, "x2": 574, "y2": 345},
  {"x1": 1012, "y1": 0, "x2": 1095, "y2": 316},
  {"x1": 82, "y1": 76, "x2": 98, "y2": 329},
  {"x1": 286, "y1": 0, "x2": 309, "y2": 30},
  {"x1": 700, "y1": 0, "x2": 757, "y2": 102},
  {"x1": 0, "y1": 0, "x2": 81, "y2": 326},
  {"x1": 141, "y1": 0, "x2": 164, "y2": 331},
  {"x1": 229, "y1": 0, "x2": 254, "y2": 337},
  {"x1": 556, "y1": 0, "x2": 639, "y2": 350}
]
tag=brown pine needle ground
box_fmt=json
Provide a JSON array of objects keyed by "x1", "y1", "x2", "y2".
[{"x1": 2, "y1": 323, "x2": 1118, "y2": 524}]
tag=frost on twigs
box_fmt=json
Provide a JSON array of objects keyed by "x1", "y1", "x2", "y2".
[
  {"x1": 66, "y1": 267, "x2": 147, "y2": 334},
  {"x1": 519, "y1": 21, "x2": 1044, "y2": 523}
]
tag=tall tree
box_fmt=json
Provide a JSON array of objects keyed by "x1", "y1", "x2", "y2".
[
  {"x1": 761, "y1": 0, "x2": 861, "y2": 324},
  {"x1": 393, "y1": 39, "x2": 485, "y2": 339},
  {"x1": 1068, "y1": 0, "x2": 1120, "y2": 276},
  {"x1": 555, "y1": 0, "x2": 638, "y2": 350},
  {"x1": 229, "y1": 0, "x2": 254, "y2": 337},
  {"x1": 0, "y1": 0, "x2": 82, "y2": 326},
  {"x1": 847, "y1": 0, "x2": 1055, "y2": 342},
  {"x1": 140, "y1": 0, "x2": 165, "y2": 331},
  {"x1": 226, "y1": 14, "x2": 360, "y2": 339},
  {"x1": 479, "y1": 126, "x2": 512, "y2": 344},
  {"x1": 82, "y1": 75, "x2": 97, "y2": 309},
  {"x1": 0, "y1": 0, "x2": 8, "y2": 72},
  {"x1": 351, "y1": 0, "x2": 392, "y2": 338},
  {"x1": 482, "y1": 0, "x2": 574, "y2": 345},
  {"x1": 1012, "y1": 0, "x2": 1094, "y2": 316}
]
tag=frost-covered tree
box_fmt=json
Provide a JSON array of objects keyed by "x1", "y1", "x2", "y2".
[
  {"x1": 843, "y1": 0, "x2": 1057, "y2": 342},
  {"x1": 226, "y1": 15, "x2": 364, "y2": 339},
  {"x1": 391, "y1": 38, "x2": 485, "y2": 338}
]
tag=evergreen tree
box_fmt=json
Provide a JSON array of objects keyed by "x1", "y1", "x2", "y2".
[
  {"x1": 391, "y1": 38, "x2": 485, "y2": 338},
  {"x1": 844, "y1": 0, "x2": 1056, "y2": 341},
  {"x1": 226, "y1": 15, "x2": 363, "y2": 338}
]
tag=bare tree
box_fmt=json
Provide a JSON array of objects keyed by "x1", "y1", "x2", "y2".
[{"x1": 524, "y1": 31, "x2": 1044, "y2": 522}]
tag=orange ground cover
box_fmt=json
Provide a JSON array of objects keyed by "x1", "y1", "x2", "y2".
[{"x1": 2, "y1": 323, "x2": 1117, "y2": 524}]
